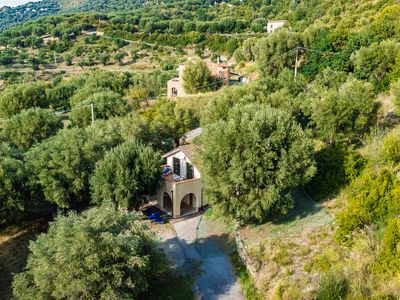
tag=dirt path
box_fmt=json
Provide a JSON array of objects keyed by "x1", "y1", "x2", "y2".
[{"x1": 170, "y1": 216, "x2": 243, "y2": 300}]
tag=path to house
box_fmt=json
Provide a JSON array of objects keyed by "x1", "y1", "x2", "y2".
[{"x1": 158, "y1": 216, "x2": 243, "y2": 300}]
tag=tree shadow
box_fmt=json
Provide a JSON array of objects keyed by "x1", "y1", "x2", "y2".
[
  {"x1": 0, "y1": 220, "x2": 48, "y2": 300},
  {"x1": 270, "y1": 189, "x2": 326, "y2": 226}
]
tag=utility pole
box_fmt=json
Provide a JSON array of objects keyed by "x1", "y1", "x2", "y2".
[
  {"x1": 294, "y1": 46, "x2": 299, "y2": 80},
  {"x1": 91, "y1": 103, "x2": 95, "y2": 125},
  {"x1": 53, "y1": 50, "x2": 57, "y2": 65}
]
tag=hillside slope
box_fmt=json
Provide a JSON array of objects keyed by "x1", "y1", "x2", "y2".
[{"x1": 0, "y1": 0, "x2": 148, "y2": 31}]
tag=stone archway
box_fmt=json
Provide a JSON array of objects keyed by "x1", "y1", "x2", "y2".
[
  {"x1": 162, "y1": 192, "x2": 173, "y2": 213},
  {"x1": 180, "y1": 193, "x2": 197, "y2": 216}
]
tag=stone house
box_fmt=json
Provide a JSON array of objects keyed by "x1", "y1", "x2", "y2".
[
  {"x1": 167, "y1": 59, "x2": 230, "y2": 98},
  {"x1": 267, "y1": 20, "x2": 289, "y2": 34},
  {"x1": 157, "y1": 144, "x2": 206, "y2": 218}
]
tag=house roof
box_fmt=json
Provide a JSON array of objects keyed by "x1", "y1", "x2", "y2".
[
  {"x1": 179, "y1": 127, "x2": 203, "y2": 144},
  {"x1": 163, "y1": 144, "x2": 197, "y2": 164}
]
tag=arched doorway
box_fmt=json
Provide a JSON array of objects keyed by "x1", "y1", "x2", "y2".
[
  {"x1": 162, "y1": 192, "x2": 173, "y2": 213},
  {"x1": 180, "y1": 193, "x2": 197, "y2": 215}
]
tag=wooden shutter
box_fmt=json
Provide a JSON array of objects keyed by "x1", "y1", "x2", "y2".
[
  {"x1": 186, "y1": 163, "x2": 194, "y2": 179},
  {"x1": 173, "y1": 157, "x2": 180, "y2": 175}
]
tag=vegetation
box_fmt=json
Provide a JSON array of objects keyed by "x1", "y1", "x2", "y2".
[
  {"x1": 90, "y1": 140, "x2": 161, "y2": 210},
  {"x1": 1, "y1": 108, "x2": 63, "y2": 151},
  {"x1": 199, "y1": 104, "x2": 315, "y2": 222},
  {"x1": 1, "y1": 0, "x2": 400, "y2": 298},
  {"x1": 12, "y1": 207, "x2": 167, "y2": 299},
  {"x1": 183, "y1": 59, "x2": 214, "y2": 94}
]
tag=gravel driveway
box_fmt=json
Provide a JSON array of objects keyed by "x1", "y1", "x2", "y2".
[{"x1": 169, "y1": 215, "x2": 243, "y2": 300}]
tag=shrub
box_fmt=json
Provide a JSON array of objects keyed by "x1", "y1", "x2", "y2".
[
  {"x1": 376, "y1": 218, "x2": 400, "y2": 275},
  {"x1": 315, "y1": 272, "x2": 348, "y2": 300},
  {"x1": 305, "y1": 144, "x2": 365, "y2": 201},
  {"x1": 336, "y1": 168, "x2": 400, "y2": 242},
  {"x1": 392, "y1": 79, "x2": 400, "y2": 113},
  {"x1": 381, "y1": 128, "x2": 400, "y2": 164}
]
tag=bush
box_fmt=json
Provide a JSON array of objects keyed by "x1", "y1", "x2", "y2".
[
  {"x1": 315, "y1": 272, "x2": 348, "y2": 300},
  {"x1": 376, "y1": 218, "x2": 400, "y2": 274},
  {"x1": 336, "y1": 168, "x2": 400, "y2": 242},
  {"x1": 392, "y1": 79, "x2": 400, "y2": 113},
  {"x1": 381, "y1": 128, "x2": 400, "y2": 164},
  {"x1": 305, "y1": 144, "x2": 365, "y2": 201},
  {"x1": 12, "y1": 207, "x2": 166, "y2": 299}
]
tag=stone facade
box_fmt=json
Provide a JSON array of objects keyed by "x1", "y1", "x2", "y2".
[
  {"x1": 167, "y1": 60, "x2": 230, "y2": 98},
  {"x1": 157, "y1": 145, "x2": 206, "y2": 218},
  {"x1": 267, "y1": 20, "x2": 288, "y2": 33}
]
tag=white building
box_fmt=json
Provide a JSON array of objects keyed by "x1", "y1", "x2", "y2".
[
  {"x1": 267, "y1": 20, "x2": 289, "y2": 34},
  {"x1": 157, "y1": 144, "x2": 206, "y2": 218}
]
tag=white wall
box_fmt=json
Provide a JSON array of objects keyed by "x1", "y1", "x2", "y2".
[
  {"x1": 166, "y1": 150, "x2": 200, "y2": 180},
  {"x1": 267, "y1": 21, "x2": 286, "y2": 33}
]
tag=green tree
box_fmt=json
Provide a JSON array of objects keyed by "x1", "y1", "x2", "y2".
[
  {"x1": 0, "y1": 143, "x2": 28, "y2": 226},
  {"x1": 70, "y1": 90, "x2": 129, "y2": 128},
  {"x1": 254, "y1": 29, "x2": 302, "y2": 77},
  {"x1": 0, "y1": 82, "x2": 48, "y2": 118},
  {"x1": 198, "y1": 103, "x2": 316, "y2": 222},
  {"x1": 12, "y1": 207, "x2": 166, "y2": 299},
  {"x1": 64, "y1": 54, "x2": 72, "y2": 66},
  {"x1": 26, "y1": 127, "x2": 120, "y2": 208},
  {"x1": 99, "y1": 53, "x2": 110, "y2": 66},
  {"x1": 351, "y1": 40, "x2": 400, "y2": 91},
  {"x1": 90, "y1": 140, "x2": 161, "y2": 209},
  {"x1": 307, "y1": 78, "x2": 376, "y2": 141},
  {"x1": 1, "y1": 108, "x2": 63, "y2": 151},
  {"x1": 114, "y1": 52, "x2": 125, "y2": 65},
  {"x1": 183, "y1": 59, "x2": 213, "y2": 94}
]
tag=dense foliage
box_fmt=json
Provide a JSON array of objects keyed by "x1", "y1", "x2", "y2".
[
  {"x1": 183, "y1": 59, "x2": 214, "y2": 93},
  {"x1": 12, "y1": 207, "x2": 166, "y2": 299},
  {"x1": 0, "y1": 144, "x2": 28, "y2": 226},
  {"x1": 199, "y1": 103, "x2": 315, "y2": 222},
  {"x1": 90, "y1": 140, "x2": 161, "y2": 209},
  {"x1": 26, "y1": 126, "x2": 120, "y2": 208},
  {"x1": 1, "y1": 108, "x2": 63, "y2": 151}
]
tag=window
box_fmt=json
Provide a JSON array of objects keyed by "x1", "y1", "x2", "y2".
[
  {"x1": 187, "y1": 163, "x2": 194, "y2": 179},
  {"x1": 171, "y1": 87, "x2": 178, "y2": 97},
  {"x1": 173, "y1": 157, "x2": 180, "y2": 175}
]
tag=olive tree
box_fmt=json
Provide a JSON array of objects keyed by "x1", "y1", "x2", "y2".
[
  {"x1": 90, "y1": 140, "x2": 162, "y2": 209},
  {"x1": 183, "y1": 59, "x2": 213, "y2": 94},
  {"x1": 0, "y1": 143, "x2": 28, "y2": 226},
  {"x1": 1, "y1": 108, "x2": 63, "y2": 151},
  {"x1": 12, "y1": 207, "x2": 166, "y2": 299},
  {"x1": 198, "y1": 103, "x2": 316, "y2": 222},
  {"x1": 26, "y1": 127, "x2": 120, "y2": 208},
  {"x1": 0, "y1": 82, "x2": 48, "y2": 118}
]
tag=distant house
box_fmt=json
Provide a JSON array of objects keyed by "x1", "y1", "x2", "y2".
[
  {"x1": 267, "y1": 20, "x2": 288, "y2": 34},
  {"x1": 167, "y1": 59, "x2": 230, "y2": 98},
  {"x1": 157, "y1": 143, "x2": 206, "y2": 218}
]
